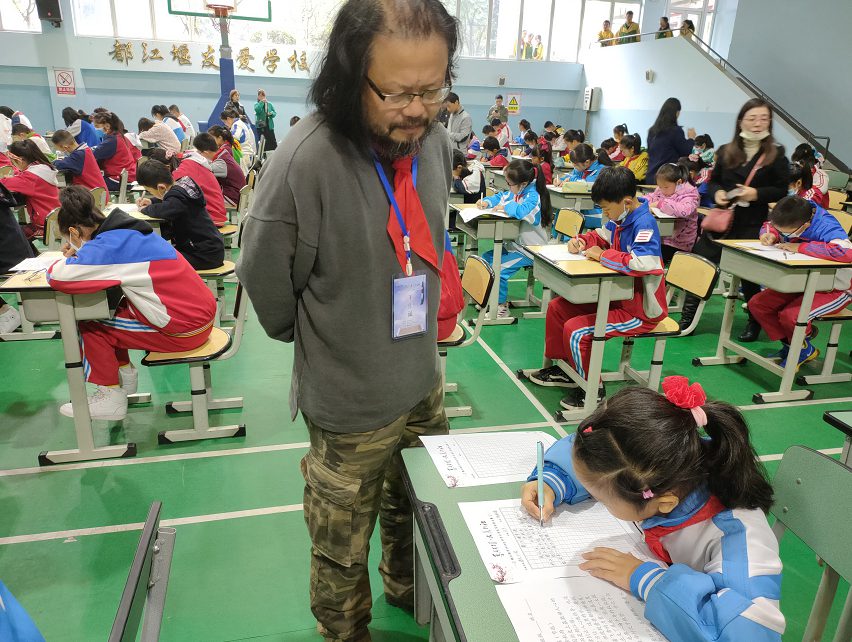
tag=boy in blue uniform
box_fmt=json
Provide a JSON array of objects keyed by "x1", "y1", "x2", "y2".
[{"x1": 529, "y1": 166, "x2": 667, "y2": 409}]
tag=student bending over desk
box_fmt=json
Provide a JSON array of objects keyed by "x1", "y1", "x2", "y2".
[
  {"x1": 749, "y1": 195, "x2": 852, "y2": 368},
  {"x1": 0, "y1": 140, "x2": 60, "y2": 240},
  {"x1": 528, "y1": 167, "x2": 667, "y2": 410},
  {"x1": 46, "y1": 186, "x2": 216, "y2": 420},
  {"x1": 477, "y1": 159, "x2": 552, "y2": 319},
  {"x1": 522, "y1": 379, "x2": 785, "y2": 641}
]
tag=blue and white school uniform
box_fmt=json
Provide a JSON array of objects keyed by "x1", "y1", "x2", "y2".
[
  {"x1": 481, "y1": 183, "x2": 548, "y2": 303},
  {"x1": 566, "y1": 159, "x2": 606, "y2": 228},
  {"x1": 162, "y1": 116, "x2": 186, "y2": 143},
  {"x1": 530, "y1": 433, "x2": 785, "y2": 642}
]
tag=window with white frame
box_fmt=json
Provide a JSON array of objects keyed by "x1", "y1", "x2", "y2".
[
  {"x1": 0, "y1": 1, "x2": 43, "y2": 33},
  {"x1": 549, "y1": 0, "x2": 583, "y2": 62},
  {"x1": 667, "y1": 0, "x2": 716, "y2": 41}
]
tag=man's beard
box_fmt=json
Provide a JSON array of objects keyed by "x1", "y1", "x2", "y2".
[{"x1": 370, "y1": 117, "x2": 434, "y2": 160}]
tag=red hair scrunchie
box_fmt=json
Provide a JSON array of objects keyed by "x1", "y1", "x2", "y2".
[{"x1": 662, "y1": 375, "x2": 708, "y2": 427}]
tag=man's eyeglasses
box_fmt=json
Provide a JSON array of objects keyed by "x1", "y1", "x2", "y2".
[{"x1": 365, "y1": 76, "x2": 451, "y2": 108}]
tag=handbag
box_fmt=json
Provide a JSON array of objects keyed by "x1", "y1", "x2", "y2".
[{"x1": 700, "y1": 153, "x2": 765, "y2": 235}]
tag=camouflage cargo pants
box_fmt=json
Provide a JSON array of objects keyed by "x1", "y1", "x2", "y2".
[{"x1": 301, "y1": 380, "x2": 448, "y2": 642}]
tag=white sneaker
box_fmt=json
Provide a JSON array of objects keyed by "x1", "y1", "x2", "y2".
[
  {"x1": 119, "y1": 365, "x2": 138, "y2": 395},
  {"x1": 0, "y1": 307, "x2": 21, "y2": 334},
  {"x1": 497, "y1": 303, "x2": 511, "y2": 319},
  {"x1": 60, "y1": 386, "x2": 128, "y2": 420}
]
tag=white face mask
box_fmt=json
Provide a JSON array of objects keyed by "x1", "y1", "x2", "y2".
[
  {"x1": 617, "y1": 204, "x2": 629, "y2": 222},
  {"x1": 739, "y1": 129, "x2": 770, "y2": 142}
]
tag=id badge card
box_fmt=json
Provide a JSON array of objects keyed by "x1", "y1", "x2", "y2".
[{"x1": 392, "y1": 271, "x2": 428, "y2": 340}]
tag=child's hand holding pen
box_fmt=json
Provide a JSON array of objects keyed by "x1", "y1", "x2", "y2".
[
  {"x1": 759, "y1": 232, "x2": 777, "y2": 246},
  {"x1": 567, "y1": 237, "x2": 586, "y2": 254},
  {"x1": 521, "y1": 479, "x2": 556, "y2": 523}
]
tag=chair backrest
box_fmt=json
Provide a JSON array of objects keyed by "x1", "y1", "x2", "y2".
[
  {"x1": 220, "y1": 283, "x2": 250, "y2": 360},
  {"x1": 461, "y1": 254, "x2": 494, "y2": 308},
  {"x1": 824, "y1": 170, "x2": 849, "y2": 191},
  {"x1": 43, "y1": 207, "x2": 62, "y2": 249},
  {"x1": 0, "y1": 165, "x2": 14, "y2": 178},
  {"x1": 829, "y1": 208, "x2": 852, "y2": 234},
  {"x1": 827, "y1": 189, "x2": 846, "y2": 211},
  {"x1": 237, "y1": 184, "x2": 252, "y2": 219},
  {"x1": 116, "y1": 168, "x2": 129, "y2": 204},
  {"x1": 771, "y1": 446, "x2": 852, "y2": 581},
  {"x1": 179, "y1": 137, "x2": 190, "y2": 152},
  {"x1": 666, "y1": 251, "x2": 720, "y2": 300},
  {"x1": 246, "y1": 169, "x2": 257, "y2": 190},
  {"x1": 554, "y1": 208, "x2": 583, "y2": 238},
  {"x1": 90, "y1": 186, "x2": 108, "y2": 210}
]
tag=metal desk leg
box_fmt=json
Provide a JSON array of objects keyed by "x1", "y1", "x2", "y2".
[
  {"x1": 754, "y1": 270, "x2": 818, "y2": 403},
  {"x1": 694, "y1": 274, "x2": 745, "y2": 366},
  {"x1": 483, "y1": 220, "x2": 516, "y2": 326},
  {"x1": 798, "y1": 321, "x2": 852, "y2": 386},
  {"x1": 0, "y1": 295, "x2": 58, "y2": 341},
  {"x1": 39, "y1": 293, "x2": 135, "y2": 465}
]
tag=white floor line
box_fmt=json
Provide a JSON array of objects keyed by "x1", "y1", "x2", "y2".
[
  {"x1": 475, "y1": 335, "x2": 568, "y2": 437},
  {"x1": 452, "y1": 421, "x2": 552, "y2": 435},
  {"x1": 0, "y1": 503, "x2": 304, "y2": 546},
  {"x1": 0, "y1": 441, "x2": 311, "y2": 478},
  {"x1": 759, "y1": 447, "x2": 842, "y2": 463},
  {"x1": 738, "y1": 396, "x2": 852, "y2": 412}
]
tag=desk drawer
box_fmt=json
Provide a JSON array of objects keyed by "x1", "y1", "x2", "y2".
[
  {"x1": 534, "y1": 261, "x2": 634, "y2": 304},
  {"x1": 21, "y1": 291, "x2": 110, "y2": 322},
  {"x1": 721, "y1": 250, "x2": 838, "y2": 294}
]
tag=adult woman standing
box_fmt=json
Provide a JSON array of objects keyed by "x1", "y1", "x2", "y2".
[
  {"x1": 679, "y1": 98, "x2": 789, "y2": 340},
  {"x1": 679, "y1": 19, "x2": 696, "y2": 38},
  {"x1": 646, "y1": 97, "x2": 696, "y2": 184},
  {"x1": 254, "y1": 89, "x2": 277, "y2": 151},
  {"x1": 224, "y1": 89, "x2": 249, "y2": 123}
]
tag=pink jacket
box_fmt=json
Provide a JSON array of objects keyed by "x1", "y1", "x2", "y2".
[{"x1": 647, "y1": 182, "x2": 700, "y2": 252}]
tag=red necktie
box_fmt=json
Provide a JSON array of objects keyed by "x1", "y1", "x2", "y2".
[
  {"x1": 643, "y1": 495, "x2": 725, "y2": 564},
  {"x1": 387, "y1": 157, "x2": 439, "y2": 274}
]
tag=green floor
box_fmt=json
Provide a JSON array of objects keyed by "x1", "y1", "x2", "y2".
[{"x1": 1, "y1": 274, "x2": 850, "y2": 640}]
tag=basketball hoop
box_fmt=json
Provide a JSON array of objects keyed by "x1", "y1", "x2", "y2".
[{"x1": 207, "y1": 1, "x2": 234, "y2": 33}]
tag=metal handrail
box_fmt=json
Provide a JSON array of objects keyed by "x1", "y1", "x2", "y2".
[
  {"x1": 590, "y1": 31, "x2": 849, "y2": 174},
  {"x1": 593, "y1": 29, "x2": 681, "y2": 46}
]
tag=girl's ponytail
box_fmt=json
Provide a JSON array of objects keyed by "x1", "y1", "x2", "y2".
[
  {"x1": 534, "y1": 161, "x2": 552, "y2": 227},
  {"x1": 505, "y1": 159, "x2": 553, "y2": 227},
  {"x1": 702, "y1": 401, "x2": 774, "y2": 512}
]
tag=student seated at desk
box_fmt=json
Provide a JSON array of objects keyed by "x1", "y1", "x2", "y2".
[
  {"x1": 0, "y1": 183, "x2": 34, "y2": 334},
  {"x1": 451, "y1": 149, "x2": 484, "y2": 204},
  {"x1": 522, "y1": 380, "x2": 785, "y2": 642},
  {"x1": 476, "y1": 159, "x2": 552, "y2": 319},
  {"x1": 791, "y1": 143, "x2": 829, "y2": 209},
  {"x1": 619, "y1": 133, "x2": 648, "y2": 182},
  {"x1": 466, "y1": 134, "x2": 481, "y2": 160},
  {"x1": 199, "y1": 128, "x2": 246, "y2": 206},
  {"x1": 92, "y1": 112, "x2": 138, "y2": 189},
  {"x1": 151, "y1": 104, "x2": 185, "y2": 144},
  {"x1": 137, "y1": 117, "x2": 181, "y2": 158},
  {"x1": 749, "y1": 195, "x2": 852, "y2": 368},
  {"x1": 691, "y1": 133, "x2": 716, "y2": 166},
  {"x1": 645, "y1": 162, "x2": 700, "y2": 263},
  {"x1": 149, "y1": 146, "x2": 228, "y2": 227},
  {"x1": 0, "y1": 140, "x2": 60, "y2": 240},
  {"x1": 528, "y1": 145, "x2": 553, "y2": 185},
  {"x1": 788, "y1": 161, "x2": 829, "y2": 209},
  {"x1": 221, "y1": 108, "x2": 256, "y2": 174},
  {"x1": 135, "y1": 160, "x2": 225, "y2": 270},
  {"x1": 678, "y1": 155, "x2": 715, "y2": 208},
  {"x1": 47, "y1": 186, "x2": 216, "y2": 420},
  {"x1": 11, "y1": 124, "x2": 54, "y2": 160},
  {"x1": 558, "y1": 129, "x2": 585, "y2": 159},
  {"x1": 481, "y1": 136, "x2": 509, "y2": 168},
  {"x1": 51, "y1": 129, "x2": 108, "y2": 192},
  {"x1": 169, "y1": 104, "x2": 196, "y2": 140},
  {"x1": 528, "y1": 167, "x2": 666, "y2": 409},
  {"x1": 553, "y1": 143, "x2": 607, "y2": 186},
  {"x1": 521, "y1": 130, "x2": 539, "y2": 156},
  {"x1": 62, "y1": 107, "x2": 100, "y2": 148}
]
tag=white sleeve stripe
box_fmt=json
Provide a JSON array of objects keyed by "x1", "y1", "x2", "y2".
[
  {"x1": 543, "y1": 471, "x2": 566, "y2": 500},
  {"x1": 637, "y1": 566, "x2": 666, "y2": 600},
  {"x1": 740, "y1": 598, "x2": 786, "y2": 634}
]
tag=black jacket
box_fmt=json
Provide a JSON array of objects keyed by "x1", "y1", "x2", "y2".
[
  {"x1": 646, "y1": 126, "x2": 694, "y2": 184},
  {"x1": 140, "y1": 176, "x2": 224, "y2": 270},
  {"x1": 707, "y1": 143, "x2": 789, "y2": 235},
  {"x1": 0, "y1": 184, "x2": 34, "y2": 273}
]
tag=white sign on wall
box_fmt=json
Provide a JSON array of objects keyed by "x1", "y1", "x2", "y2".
[{"x1": 54, "y1": 68, "x2": 76, "y2": 96}]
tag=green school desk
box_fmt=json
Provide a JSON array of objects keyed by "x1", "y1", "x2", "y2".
[
  {"x1": 694, "y1": 240, "x2": 849, "y2": 404},
  {"x1": 823, "y1": 410, "x2": 852, "y2": 467},
  {"x1": 402, "y1": 445, "x2": 523, "y2": 642},
  {"x1": 0, "y1": 269, "x2": 137, "y2": 465},
  {"x1": 451, "y1": 204, "x2": 522, "y2": 326}
]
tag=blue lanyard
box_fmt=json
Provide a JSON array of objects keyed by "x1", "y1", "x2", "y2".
[{"x1": 372, "y1": 154, "x2": 419, "y2": 276}]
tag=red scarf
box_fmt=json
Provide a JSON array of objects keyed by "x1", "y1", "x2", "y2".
[
  {"x1": 386, "y1": 156, "x2": 438, "y2": 274},
  {"x1": 643, "y1": 495, "x2": 725, "y2": 564}
]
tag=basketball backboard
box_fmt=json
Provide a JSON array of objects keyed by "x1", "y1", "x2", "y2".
[{"x1": 167, "y1": 0, "x2": 272, "y2": 22}]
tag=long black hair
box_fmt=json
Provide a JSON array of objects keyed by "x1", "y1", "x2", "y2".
[
  {"x1": 504, "y1": 159, "x2": 552, "y2": 227},
  {"x1": 655, "y1": 162, "x2": 690, "y2": 185},
  {"x1": 648, "y1": 97, "x2": 682, "y2": 139},
  {"x1": 788, "y1": 162, "x2": 813, "y2": 191},
  {"x1": 722, "y1": 97, "x2": 778, "y2": 167},
  {"x1": 62, "y1": 107, "x2": 81, "y2": 127},
  {"x1": 7, "y1": 140, "x2": 53, "y2": 167},
  {"x1": 573, "y1": 385, "x2": 774, "y2": 512},
  {"x1": 58, "y1": 185, "x2": 106, "y2": 236},
  {"x1": 562, "y1": 129, "x2": 585, "y2": 144},
  {"x1": 308, "y1": 0, "x2": 459, "y2": 146},
  {"x1": 620, "y1": 133, "x2": 642, "y2": 156},
  {"x1": 613, "y1": 123, "x2": 628, "y2": 138},
  {"x1": 92, "y1": 111, "x2": 126, "y2": 136},
  {"x1": 451, "y1": 148, "x2": 471, "y2": 179},
  {"x1": 208, "y1": 125, "x2": 236, "y2": 147}
]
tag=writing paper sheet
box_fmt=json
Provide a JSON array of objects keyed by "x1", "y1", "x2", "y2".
[
  {"x1": 460, "y1": 499, "x2": 649, "y2": 583},
  {"x1": 496, "y1": 576, "x2": 666, "y2": 641},
  {"x1": 735, "y1": 241, "x2": 823, "y2": 261},
  {"x1": 535, "y1": 246, "x2": 588, "y2": 262},
  {"x1": 420, "y1": 432, "x2": 556, "y2": 487},
  {"x1": 458, "y1": 207, "x2": 511, "y2": 223},
  {"x1": 10, "y1": 253, "x2": 64, "y2": 272}
]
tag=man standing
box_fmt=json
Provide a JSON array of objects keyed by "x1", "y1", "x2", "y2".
[
  {"x1": 487, "y1": 94, "x2": 508, "y2": 125},
  {"x1": 443, "y1": 92, "x2": 472, "y2": 152},
  {"x1": 237, "y1": 1, "x2": 457, "y2": 640},
  {"x1": 616, "y1": 10, "x2": 641, "y2": 44}
]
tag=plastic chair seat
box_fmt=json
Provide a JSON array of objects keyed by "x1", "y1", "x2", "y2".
[
  {"x1": 196, "y1": 260, "x2": 235, "y2": 278},
  {"x1": 142, "y1": 327, "x2": 231, "y2": 366},
  {"x1": 815, "y1": 308, "x2": 852, "y2": 322},
  {"x1": 438, "y1": 324, "x2": 466, "y2": 347},
  {"x1": 219, "y1": 224, "x2": 238, "y2": 237},
  {"x1": 636, "y1": 316, "x2": 681, "y2": 338}
]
